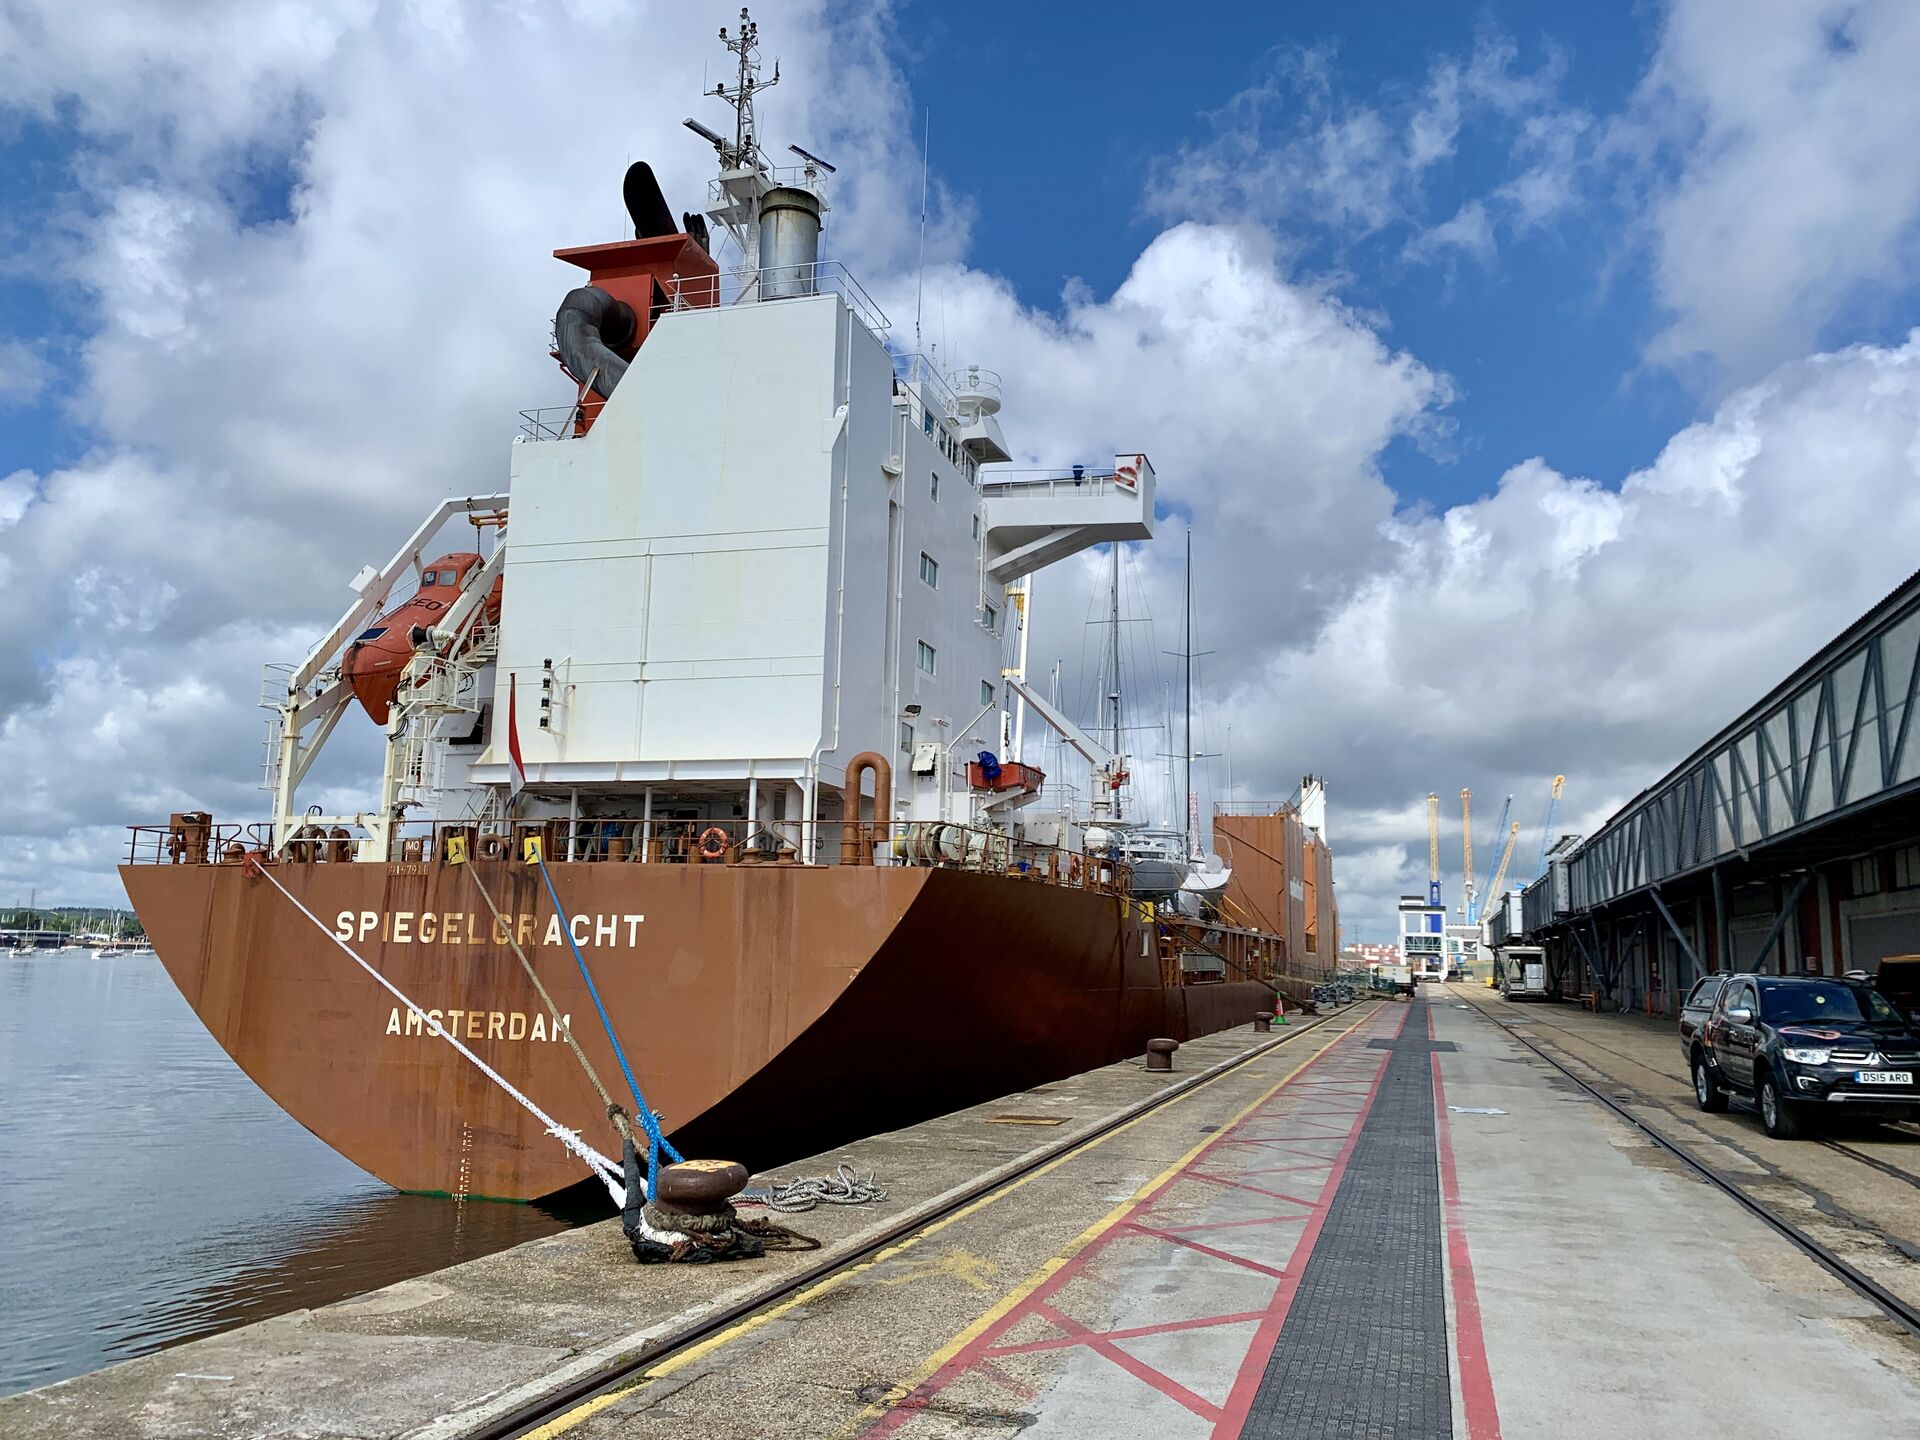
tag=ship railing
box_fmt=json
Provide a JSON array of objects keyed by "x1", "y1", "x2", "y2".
[
  {"x1": 517, "y1": 406, "x2": 582, "y2": 442},
  {"x1": 892, "y1": 351, "x2": 961, "y2": 422},
  {"x1": 661, "y1": 261, "x2": 890, "y2": 336},
  {"x1": 1155, "y1": 914, "x2": 1338, "y2": 1006},
  {"x1": 124, "y1": 815, "x2": 1132, "y2": 895},
  {"x1": 977, "y1": 467, "x2": 1132, "y2": 499}
]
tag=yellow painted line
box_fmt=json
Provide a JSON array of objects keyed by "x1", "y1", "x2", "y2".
[
  {"x1": 834, "y1": 1013, "x2": 1372, "y2": 1435},
  {"x1": 523, "y1": 1013, "x2": 1366, "y2": 1439}
]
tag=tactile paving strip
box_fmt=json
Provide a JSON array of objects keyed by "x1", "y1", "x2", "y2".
[{"x1": 1241, "y1": 1001, "x2": 1452, "y2": 1438}]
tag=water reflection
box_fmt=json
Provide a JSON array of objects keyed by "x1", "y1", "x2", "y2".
[{"x1": 0, "y1": 950, "x2": 606, "y2": 1396}]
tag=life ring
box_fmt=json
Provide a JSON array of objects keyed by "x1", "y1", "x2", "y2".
[{"x1": 696, "y1": 826, "x2": 730, "y2": 861}]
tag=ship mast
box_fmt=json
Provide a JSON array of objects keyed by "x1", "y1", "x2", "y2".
[
  {"x1": 1108, "y1": 544, "x2": 1123, "y2": 821},
  {"x1": 713, "y1": 9, "x2": 777, "y2": 170},
  {"x1": 687, "y1": 9, "x2": 785, "y2": 276},
  {"x1": 1184, "y1": 526, "x2": 1194, "y2": 861}
]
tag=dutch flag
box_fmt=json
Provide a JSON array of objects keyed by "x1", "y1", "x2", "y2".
[{"x1": 507, "y1": 670, "x2": 528, "y2": 800}]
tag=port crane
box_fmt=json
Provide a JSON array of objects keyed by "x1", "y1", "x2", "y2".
[
  {"x1": 1481, "y1": 819, "x2": 1523, "y2": 925},
  {"x1": 1460, "y1": 789, "x2": 1474, "y2": 924},
  {"x1": 1426, "y1": 792, "x2": 1441, "y2": 906},
  {"x1": 1535, "y1": 775, "x2": 1566, "y2": 876},
  {"x1": 1468, "y1": 794, "x2": 1512, "y2": 923}
]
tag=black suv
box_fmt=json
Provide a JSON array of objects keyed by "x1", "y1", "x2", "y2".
[{"x1": 1690, "y1": 974, "x2": 1920, "y2": 1138}]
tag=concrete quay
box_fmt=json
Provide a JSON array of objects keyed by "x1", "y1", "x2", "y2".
[
  {"x1": 14, "y1": 992, "x2": 1920, "y2": 1438},
  {"x1": 1, "y1": 1015, "x2": 1333, "y2": 1440}
]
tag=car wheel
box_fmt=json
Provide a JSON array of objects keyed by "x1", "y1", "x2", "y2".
[
  {"x1": 1759, "y1": 1075, "x2": 1803, "y2": 1139},
  {"x1": 1693, "y1": 1057, "x2": 1727, "y2": 1113}
]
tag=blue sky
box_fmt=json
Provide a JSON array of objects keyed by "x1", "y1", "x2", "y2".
[{"x1": 889, "y1": 0, "x2": 1686, "y2": 511}]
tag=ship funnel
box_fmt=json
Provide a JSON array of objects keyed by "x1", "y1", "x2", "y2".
[
  {"x1": 758, "y1": 186, "x2": 821, "y2": 298},
  {"x1": 622, "y1": 161, "x2": 677, "y2": 239}
]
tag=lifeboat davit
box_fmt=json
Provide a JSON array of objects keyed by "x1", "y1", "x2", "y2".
[{"x1": 342, "y1": 553, "x2": 500, "y2": 724}]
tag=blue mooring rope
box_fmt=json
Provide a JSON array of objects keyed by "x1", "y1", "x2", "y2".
[{"x1": 535, "y1": 854, "x2": 683, "y2": 1197}]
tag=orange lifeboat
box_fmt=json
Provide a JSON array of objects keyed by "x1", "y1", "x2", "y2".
[{"x1": 342, "y1": 552, "x2": 501, "y2": 724}]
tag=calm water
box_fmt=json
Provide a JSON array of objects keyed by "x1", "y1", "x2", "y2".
[{"x1": 0, "y1": 949, "x2": 602, "y2": 1397}]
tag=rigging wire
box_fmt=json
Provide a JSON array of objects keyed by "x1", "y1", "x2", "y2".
[
  {"x1": 535, "y1": 854, "x2": 685, "y2": 1197},
  {"x1": 247, "y1": 859, "x2": 626, "y2": 1203}
]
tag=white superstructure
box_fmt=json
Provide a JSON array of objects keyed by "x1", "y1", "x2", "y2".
[{"x1": 258, "y1": 14, "x2": 1156, "y2": 864}]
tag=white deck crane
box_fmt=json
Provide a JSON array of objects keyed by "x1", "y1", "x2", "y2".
[{"x1": 1002, "y1": 674, "x2": 1127, "y2": 825}]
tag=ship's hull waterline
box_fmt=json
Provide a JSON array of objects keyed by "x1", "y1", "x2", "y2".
[{"x1": 122, "y1": 860, "x2": 1270, "y2": 1201}]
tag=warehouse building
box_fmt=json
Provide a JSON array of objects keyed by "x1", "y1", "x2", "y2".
[{"x1": 1519, "y1": 568, "x2": 1920, "y2": 1014}]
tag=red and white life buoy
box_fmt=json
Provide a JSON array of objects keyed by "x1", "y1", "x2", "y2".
[{"x1": 696, "y1": 826, "x2": 730, "y2": 861}]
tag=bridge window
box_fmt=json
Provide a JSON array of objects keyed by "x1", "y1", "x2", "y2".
[
  {"x1": 917, "y1": 641, "x2": 936, "y2": 675},
  {"x1": 930, "y1": 471, "x2": 940, "y2": 503},
  {"x1": 919, "y1": 552, "x2": 938, "y2": 588}
]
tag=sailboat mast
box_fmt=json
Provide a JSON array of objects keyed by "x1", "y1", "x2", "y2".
[
  {"x1": 1184, "y1": 526, "x2": 1194, "y2": 858},
  {"x1": 1108, "y1": 543, "x2": 1122, "y2": 820}
]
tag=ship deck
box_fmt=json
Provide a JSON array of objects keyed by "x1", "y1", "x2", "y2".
[{"x1": 11, "y1": 991, "x2": 1920, "y2": 1438}]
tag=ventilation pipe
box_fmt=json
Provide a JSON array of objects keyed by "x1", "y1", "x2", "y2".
[{"x1": 554, "y1": 286, "x2": 637, "y2": 400}]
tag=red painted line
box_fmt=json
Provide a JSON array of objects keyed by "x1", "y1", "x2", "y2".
[
  {"x1": 1031, "y1": 1302, "x2": 1224, "y2": 1423},
  {"x1": 1152, "y1": 1212, "x2": 1312, "y2": 1236},
  {"x1": 863, "y1": 1016, "x2": 1385, "y2": 1436},
  {"x1": 1179, "y1": 1171, "x2": 1321, "y2": 1207},
  {"x1": 1213, "y1": 1135, "x2": 1354, "y2": 1147},
  {"x1": 984, "y1": 1308, "x2": 1272, "y2": 1358},
  {"x1": 1196, "y1": 1161, "x2": 1336, "y2": 1178},
  {"x1": 1431, "y1": 1018, "x2": 1503, "y2": 1440},
  {"x1": 1209, "y1": 1004, "x2": 1411, "y2": 1437},
  {"x1": 1117, "y1": 1223, "x2": 1290, "y2": 1278},
  {"x1": 971, "y1": 1356, "x2": 1040, "y2": 1402}
]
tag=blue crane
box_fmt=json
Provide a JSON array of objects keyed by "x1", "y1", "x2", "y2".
[{"x1": 1535, "y1": 775, "x2": 1566, "y2": 877}]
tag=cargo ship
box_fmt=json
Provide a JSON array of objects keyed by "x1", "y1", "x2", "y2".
[{"x1": 121, "y1": 16, "x2": 1337, "y2": 1202}]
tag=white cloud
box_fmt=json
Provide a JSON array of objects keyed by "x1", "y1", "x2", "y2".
[
  {"x1": 1632, "y1": 0, "x2": 1920, "y2": 382},
  {"x1": 0, "y1": 340, "x2": 50, "y2": 405},
  {"x1": 5, "y1": 0, "x2": 1920, "y2": 955},
  {"x1": 1403, "y1": 199, "x2": 1495, "y2": 267},
  {"x1": 1146, "y1": 33, "x2": 1579, "y2": 259},
  {"x1": 1229, "y1": 333, "x2": 1920, "y2": 941}
]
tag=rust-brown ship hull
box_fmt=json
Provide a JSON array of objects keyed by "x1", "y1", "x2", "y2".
[{"x1": 122, "y1": 860, "x2": 1270, "y2": 1200}]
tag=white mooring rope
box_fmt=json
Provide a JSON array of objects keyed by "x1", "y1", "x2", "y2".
[{"x1": 249, "y1": 862, "x2": 627, "y2": 1205}]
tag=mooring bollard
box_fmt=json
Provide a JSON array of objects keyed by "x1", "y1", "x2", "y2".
[
  {"x1": 1254, "y1": 1011, "x2": 1273, "y2": 1034},
  {"x1": 1145, "y1": 1037, "x2": 1178, "y2": 1072}
]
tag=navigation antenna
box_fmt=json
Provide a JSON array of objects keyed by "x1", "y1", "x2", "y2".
[
  {"x1": 713, "y1": 9, "x2": 777, "y2": 171},
  {"x1": 684, "y1": 9, "x2": 784, "y2": 281}
]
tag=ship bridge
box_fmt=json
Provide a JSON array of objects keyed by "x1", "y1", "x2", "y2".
[{"x1": 979, "y1": 456, "x2": 1156, "y2": 586}]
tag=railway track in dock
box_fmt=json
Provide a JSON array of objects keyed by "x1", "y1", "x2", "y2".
[
  {"x1": 456, "y1": 1005, "x2": 1365, "y2": 1440},
  {"x1": 1455, "y1": 989, "x2": 1920, "y2": 1342}
]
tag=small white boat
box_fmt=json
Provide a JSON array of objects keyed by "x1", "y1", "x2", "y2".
[{"x1": 1175, "y1": 854, "x2": 1232, "y2": 916}]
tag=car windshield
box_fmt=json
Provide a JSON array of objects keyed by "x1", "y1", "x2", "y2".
[{"x1": 1758, "y1": 979, "x2": 1899, "y2": 1026}]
